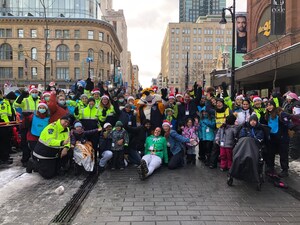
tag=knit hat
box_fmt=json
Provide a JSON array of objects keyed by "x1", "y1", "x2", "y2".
[
  {"x1": 29, "y1": 85, "x2": 38, "y2": 93},
  {"x1": 101, "y1": 95, "x2": 109, "y2": 100},
  {"x1": 225, "y1": 114, "x2": 236, "y2": 125},
  {"x1": 235, "y1": 94, "x2": 244, "y2": 100},
  {"x1": 74, "y1": 121, "x2": 82, "y2": 128},
  {"x1": 253, "y1": 96, "x2": 262, "y2": 102},
  {"x1": 115, "y1": 121, "x2": 123, "y2": 127},
  {"x1": 43, "y1": 91, "x2": 51, "y2": 97},
  {"x1": 162, "y1": 120, "x2": 172, "y2": 127},
  {"x1": 249, "y1": 114, "x2": 258, "y2": 123},
  {"x1": 103, "y1": 123, "x2": 112, "y2": 129},
  {"x1": 124, "y1": 104, "x2": 131, "y2": 109},
  {"x1": 165, "y1": 107, "x2": 174, "y2": 114},
  {"x1": 80, "y1": 94, "x2": 88, "y2": 99},
  {"x1": 91, "y1": 88, "x2": 100, "y2": 94},
  {"x1": 169, "y1": 93, "x2": 175, "y2": 99},
  {"x1": 5, "y1": 91, "x2": 17, "y2": 100},
  {"x1": 88, "y1": 97, "x2": 95, "y2": 103},
  {"x1": 38, "y1": 101, "x2": 48, "y2": 109},
  {"x1": 216, "y1": 98, "x2": 225, "y2": 104}
]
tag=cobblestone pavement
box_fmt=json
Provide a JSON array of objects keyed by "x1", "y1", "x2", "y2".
[
  {"x1": 72, "y1": 162, "x2": 300, "y2": 225},
  {"x1": 0, "y1": 152, "x2": 299, "y2": 225}
]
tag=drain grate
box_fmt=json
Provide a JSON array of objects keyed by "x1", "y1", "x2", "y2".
[{"x1": 49, "y1": 173, "x2": 99, "y2": 225}]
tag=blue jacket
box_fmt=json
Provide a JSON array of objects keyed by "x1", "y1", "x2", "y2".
[
  {"x1": 167, "y1": 130, "x2": 190, "y2": 155},
  {"x1": 198, "y1": 117, "x2": 216, "y2": 141}
]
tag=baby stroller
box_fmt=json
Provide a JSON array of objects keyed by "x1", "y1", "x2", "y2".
[{"x1": 227, "y1": 136, "x2": 265, "y2": 191}]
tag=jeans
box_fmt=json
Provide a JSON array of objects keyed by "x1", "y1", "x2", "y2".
[
  {"x1": 99, "y1": 150, "x2": 113, "y2": 167},
  {"x1": 128, "y1": 148, "x2": 142, "y2": 165},
  {"x1": 142, "y1": 154, "x2": 162, "y2": 177},
  {"x1": 168, "y1": 150, "x2": 184, "y2": 169},
  {"x1": 111, "y1": 150, "x2": 125, "y2": 169}
]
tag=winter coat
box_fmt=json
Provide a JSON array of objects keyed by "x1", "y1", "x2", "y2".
[
  {"x1": 235, "y1": 109, "x2": 254, "y2": 125},
  {"x1": 166, "y1": 130, "x2": 190, "y2": 155},
  {"x1": 125, "y1": 125, "x2": 151, "y2": 151},
  {"x1": 239, "y1": 123, "x2": 265, "y2": 142},
  {"x1": 48, "y1": 93, "x2": 69, "y2": 123},
  {"x1": 99, "y1": 130, "x2": 113, "y2": 152},
  {"x1": 108, "y1": 128, "x2": 129, "y2": 151},
  {"x1": 71, "y1": 128, "x2": 99, "y2": 146},
  {"x1": 118, "y1": 109, "x2": 137, "y2": 128},
  {"x1": 177, "y1": 99, "x2": 198, "y2": 123},
  {"x1": 215, "y1": 125, "x2": 238, "y2": 148},
  {"x1": 198, "y1": 117, "x2": 216, "y2": 141},
  {"x1": 182, "y1": 126, "x2": 199, "y2": 146}
]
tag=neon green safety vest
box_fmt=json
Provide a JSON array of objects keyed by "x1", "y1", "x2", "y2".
[
  {"x1": 13, "y1": 95, "x2": 40, "y2": 113},
  {"x1": 99, "y1": 105, "x2": 115, "y2": 123},
  {"x1": 0, "y1": 100, "x2": 10, "y2": 123}
]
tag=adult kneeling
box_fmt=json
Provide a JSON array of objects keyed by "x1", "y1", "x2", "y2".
[
  {"x1": 32, "y1": 115, "x2": 72, "y2": 179},
  {"x1": 137, "y1": 127, "x2": 168, "y2": 180}
]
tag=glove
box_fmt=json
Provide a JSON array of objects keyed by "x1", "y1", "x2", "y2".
[
  {"x1": 175, "y1": 88, "x2": 179, "y2": 95},
  {"x1": 102, "y1": 108, "x2": 107, "y2": 117},
  {"x1": 16, "y1": 90, "x2": 28, "y2": 104},
  {"x1": 193, "y1": 82, "x2": 198, "y2": 91},
  {"x1": 161, "y1": 88, "x2": 168, "y2": 101},
  {"x1": 85, "y1": 77, "x2": 94, "y2": 91},
  {"x1": 221, "y1": 82, "x2": 228, "y2": 98}
]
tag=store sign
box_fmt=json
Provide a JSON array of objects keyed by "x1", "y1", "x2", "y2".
[
  {"x1": 258, "y1": 20, "x2": 271, "y2": 37},
  {"x1": 271, "y1": 0, "x2": 286, "y2": 35}
]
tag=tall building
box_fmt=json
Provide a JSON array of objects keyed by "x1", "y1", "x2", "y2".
[
  {"x1": 161, "y1": 15, "x2": 232, "y2": 92},
  {"x1": 0, "y1": 0, "x2": 122, "y2": 89},
  {"x1": 179, "y1": 0, "x2": 226, "y2": 22},
  {"x1": 102, "y1": 9, "x2": 129, "y2": 89},
  {"x1": 100, "y1": 0, "x2": 113, "y2": 16}
]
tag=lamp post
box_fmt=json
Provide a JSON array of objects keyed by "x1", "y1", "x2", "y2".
[
  {"x1": 219, "y1": 0, "x2": 236, "y2": 97},
  {"x1": 86, "y1": 57, "x2": 93, "y2": 78},
  {"x1": 185, "y1": 51, "x2": 189, "y2": 90}
]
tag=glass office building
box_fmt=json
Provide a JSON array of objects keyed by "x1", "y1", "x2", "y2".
[
  {"x1": 0, "y1": 0, "x2": 99, "y2": 19},
  {"x1": 180, "y1": 0, "x2": 226, "y2": 22}
]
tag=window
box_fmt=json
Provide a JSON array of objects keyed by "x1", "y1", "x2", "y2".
[
  {"x1": 63, "y1": 30, "x2": 70, "y2": 38},
  {"x1": 31, "y1": 29, "x2": 37, "y2": 38},
  {"x1": 56, "y1": 44, "x2": 69, "y2": 61},
  {"x1": 55, "y1": 30, "x2": 62, "y2": 38},
  {"x1": 0, "y1": 44, "x2": 12, "y2": 60},
  {"x1": 74, "y1": 53, "x2": 80, "y2": 61},
  {"x1": 99, "y1": 50, "x2": 104, "y2": 63},
  {"x1": 18, "y1": 67, "x2": 23, "y2": 79},
  {"x1": 176, "y1": 28, "x2": 180, "y2": 34},
  {"x1": 74, "y1": 44, "x2": 80, "y2": 52},
  {"x1": 31, "y1": 67, "x2": 37, "y2": 78},
  {"x1": 0, "y1": 67, "x2": 13, "y2": 79},
  {"x1": 107, "y1": 52, "x2": 110, "y2": 64},
  {"x1": 99, "y1": 32, "x2": 104, "y2": 41},
  {"x1": 193, "y1": 28, "x2": 197, "y2": 35},
  {"x1": 0, "y1": 29, "x2": 12, "y2": 38},
  {"x1": 74, "y1": 67, "x2": 80, "y2": 79},
  {"x1": 31, "y1": 48, "x2": 37, "y2": 60},
  {"x1": 18, "y1": 29, "x2": 24, "y2": 38},
  {"x1": 171, "y1": 37, "x2": 174, "y2": 42},
  {"x1": 74, "y1": 30, "x2": 80, "y2": 39},
  {"x1": 193, "y1": 38, "x2": 197, "y2": 43},
  {"x1": 46, "y1": 67, "x2": 50, "y2": 80},
  {"x1": 88, "y1": 48, "x2": 94, "y2": 59},
  {"x1": 44, "y1": 29, "x2": 50, "y2": 38},
  {"x1": 56, "y1": 67, "x2": 69, "y2": 79},
  {"x1": 18, "y1": 44, "x2": 24, "y2": 60},
  {"x1": 88, "y1": 30, "x2": 94, "y2": 39},
  {"x1": 198, "y1": 28, "x2": 202, "y2": 34}
]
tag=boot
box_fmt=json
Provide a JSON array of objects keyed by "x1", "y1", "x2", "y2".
[
  {"x1": 26, "y1": 159, "x2": 34, "y2": 173},
  {"x1": 186, "y1": 154, "x2": 191, "y2": 164}
]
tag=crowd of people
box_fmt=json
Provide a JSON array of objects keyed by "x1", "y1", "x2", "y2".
[{"x1": 0, "y1": 78, "x2": 299, "y2": 181}]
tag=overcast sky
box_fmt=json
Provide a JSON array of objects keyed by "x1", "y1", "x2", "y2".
[{"x1": 114, "y1": 0, "x2": 247, "y2": 87}]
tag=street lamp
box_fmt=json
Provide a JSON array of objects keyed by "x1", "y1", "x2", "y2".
[{"x1": 220, "y1": 0, "x2": 236, "y2": 97}]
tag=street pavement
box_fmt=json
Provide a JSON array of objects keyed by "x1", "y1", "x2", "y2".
[{"x1": 0, "y1": 152, "x2": 300, "y2": 225}]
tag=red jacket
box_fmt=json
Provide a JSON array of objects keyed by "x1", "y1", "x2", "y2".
[{"x1": 48, "y1": 93, "x2": 69, "y2": 123}]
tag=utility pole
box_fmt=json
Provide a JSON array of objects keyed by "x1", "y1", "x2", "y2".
[{"x1": 185, "y1": 51, "x2": 189, "y2": 90}]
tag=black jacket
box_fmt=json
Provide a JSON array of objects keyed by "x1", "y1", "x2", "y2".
[{"x1": 125, "y1": 125, "x2": 151, "y2": 152}]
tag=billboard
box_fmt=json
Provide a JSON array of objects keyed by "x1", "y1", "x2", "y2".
[
  {"x1": 236, "y1": 13, "x2": 247, "y2": 53},
  {"x1": 271, "y1": 0, "x2": 286, "y2": 35}
]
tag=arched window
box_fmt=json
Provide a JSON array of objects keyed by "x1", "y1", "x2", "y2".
[
  {"x1": 56, "y1": 44, "x2": 69, "y2": 61},
  {"x1": 31, "y1": 47, "x2": 37, "y2": 60},
  {"x1": 98, "y1": 50, "x2": 104, "y2": 63},
  {"x1": 88, "y1": 48, "x2": 94, "y2": 59},
  {"x1": 74, "y1": 44, "x2": 80, "y2": 52},
  {"x1": 0, "y1": 43, "x2": 13, "y2": 60}
]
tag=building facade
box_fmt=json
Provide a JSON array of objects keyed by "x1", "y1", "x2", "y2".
[
  {"x1": 161, "y1": 15, "x2": 232, "y2": 92},
  {"x1": 179, "y1": 0, "x2": 226, "y2": 22},
  {"x1": 235, "y1": 0, "x2": 300, "y2": 95},
  {"x1": 0, "y1": 17, "x2": 122, "y2": 89}
]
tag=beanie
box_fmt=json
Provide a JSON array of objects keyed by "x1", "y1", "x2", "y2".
[
  {"x1": 74, "y1": 121, "x2": 82, "y2": 128},
  {"x1": 115, "y1": 121, "x2": 123, "y2": 127},
  {"x1": 225, "y1": 114, "x2": 236, "y2": 125},
  {"x1": 249, "y1": 114, "x2": 258, "y2": 123},
  {"x1": 88, "y1": 97, "x2": 95, "y2": 103}
]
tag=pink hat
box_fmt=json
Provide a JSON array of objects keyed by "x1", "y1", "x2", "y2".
[
  {"x1": 253, "y1": 96, "x2": 262, "y2": 102},
  {"x1": 38, "y1": 101, "x2": 48, "y2": 109},
  {"x1": 91, "y1": 88, "x2": 100, "y2": 94},
  {"x1": 101, "y1": 95, "x2": 109, "y2": 100},
  {"x1": 29, "y1": 85, "x2": 38, "y2": 93},
  {"x1": 42, "y1": 91, "x2": 51, "y2": 97},
  {"x1": 169, "y1": 93, "x2": 175, "y2": 99},
  {"x1": 287, "y1": 92, "x2": 299, "y2": 101},
  {"x1": 235, "y1": 94, "x2": 244, "y2": 100},
  {"x1": 162, "y1": 120, "x2": 172, "y2": 127},
  {"x1": 49, "y1": 81, "x2": 56, "y2": 87}
]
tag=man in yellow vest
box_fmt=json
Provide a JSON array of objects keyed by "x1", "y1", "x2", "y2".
[
  {"x1": 28, "y1": 115, "x2": 73, "y2": 179},
  {"x1": 13, "y1": 85, "x2": 40, "y2": 166}
]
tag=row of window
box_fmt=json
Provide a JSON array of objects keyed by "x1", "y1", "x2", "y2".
[
  {"x1": 171, "y1": 27, "x2": 232, "y2": 35},
  {"x1": 0, "y1": 28, "x2": 110, "y2": 42},
  {"x1": 0, "y1": 67, "x2": 109, "y2": 81},
  {"x1": 0, "y1": 43, "x2": 115, "y2": 64},
  {"x1": 171, "y1": 36, "x2": 231, "y2": 43}
]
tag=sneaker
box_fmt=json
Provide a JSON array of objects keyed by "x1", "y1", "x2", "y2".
[
  {"x1": 111, "y1": 167, "x2": 116, "y2": 170},
  {"x1": 220, "y1": 168, "x2": 227, "y2": 172},
  {"x1": 278, "y1": 170, "x2": 289, "y2": 178},
  {"x1": 140, "y1": 159, "x2": 149, "y2": 178}
]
